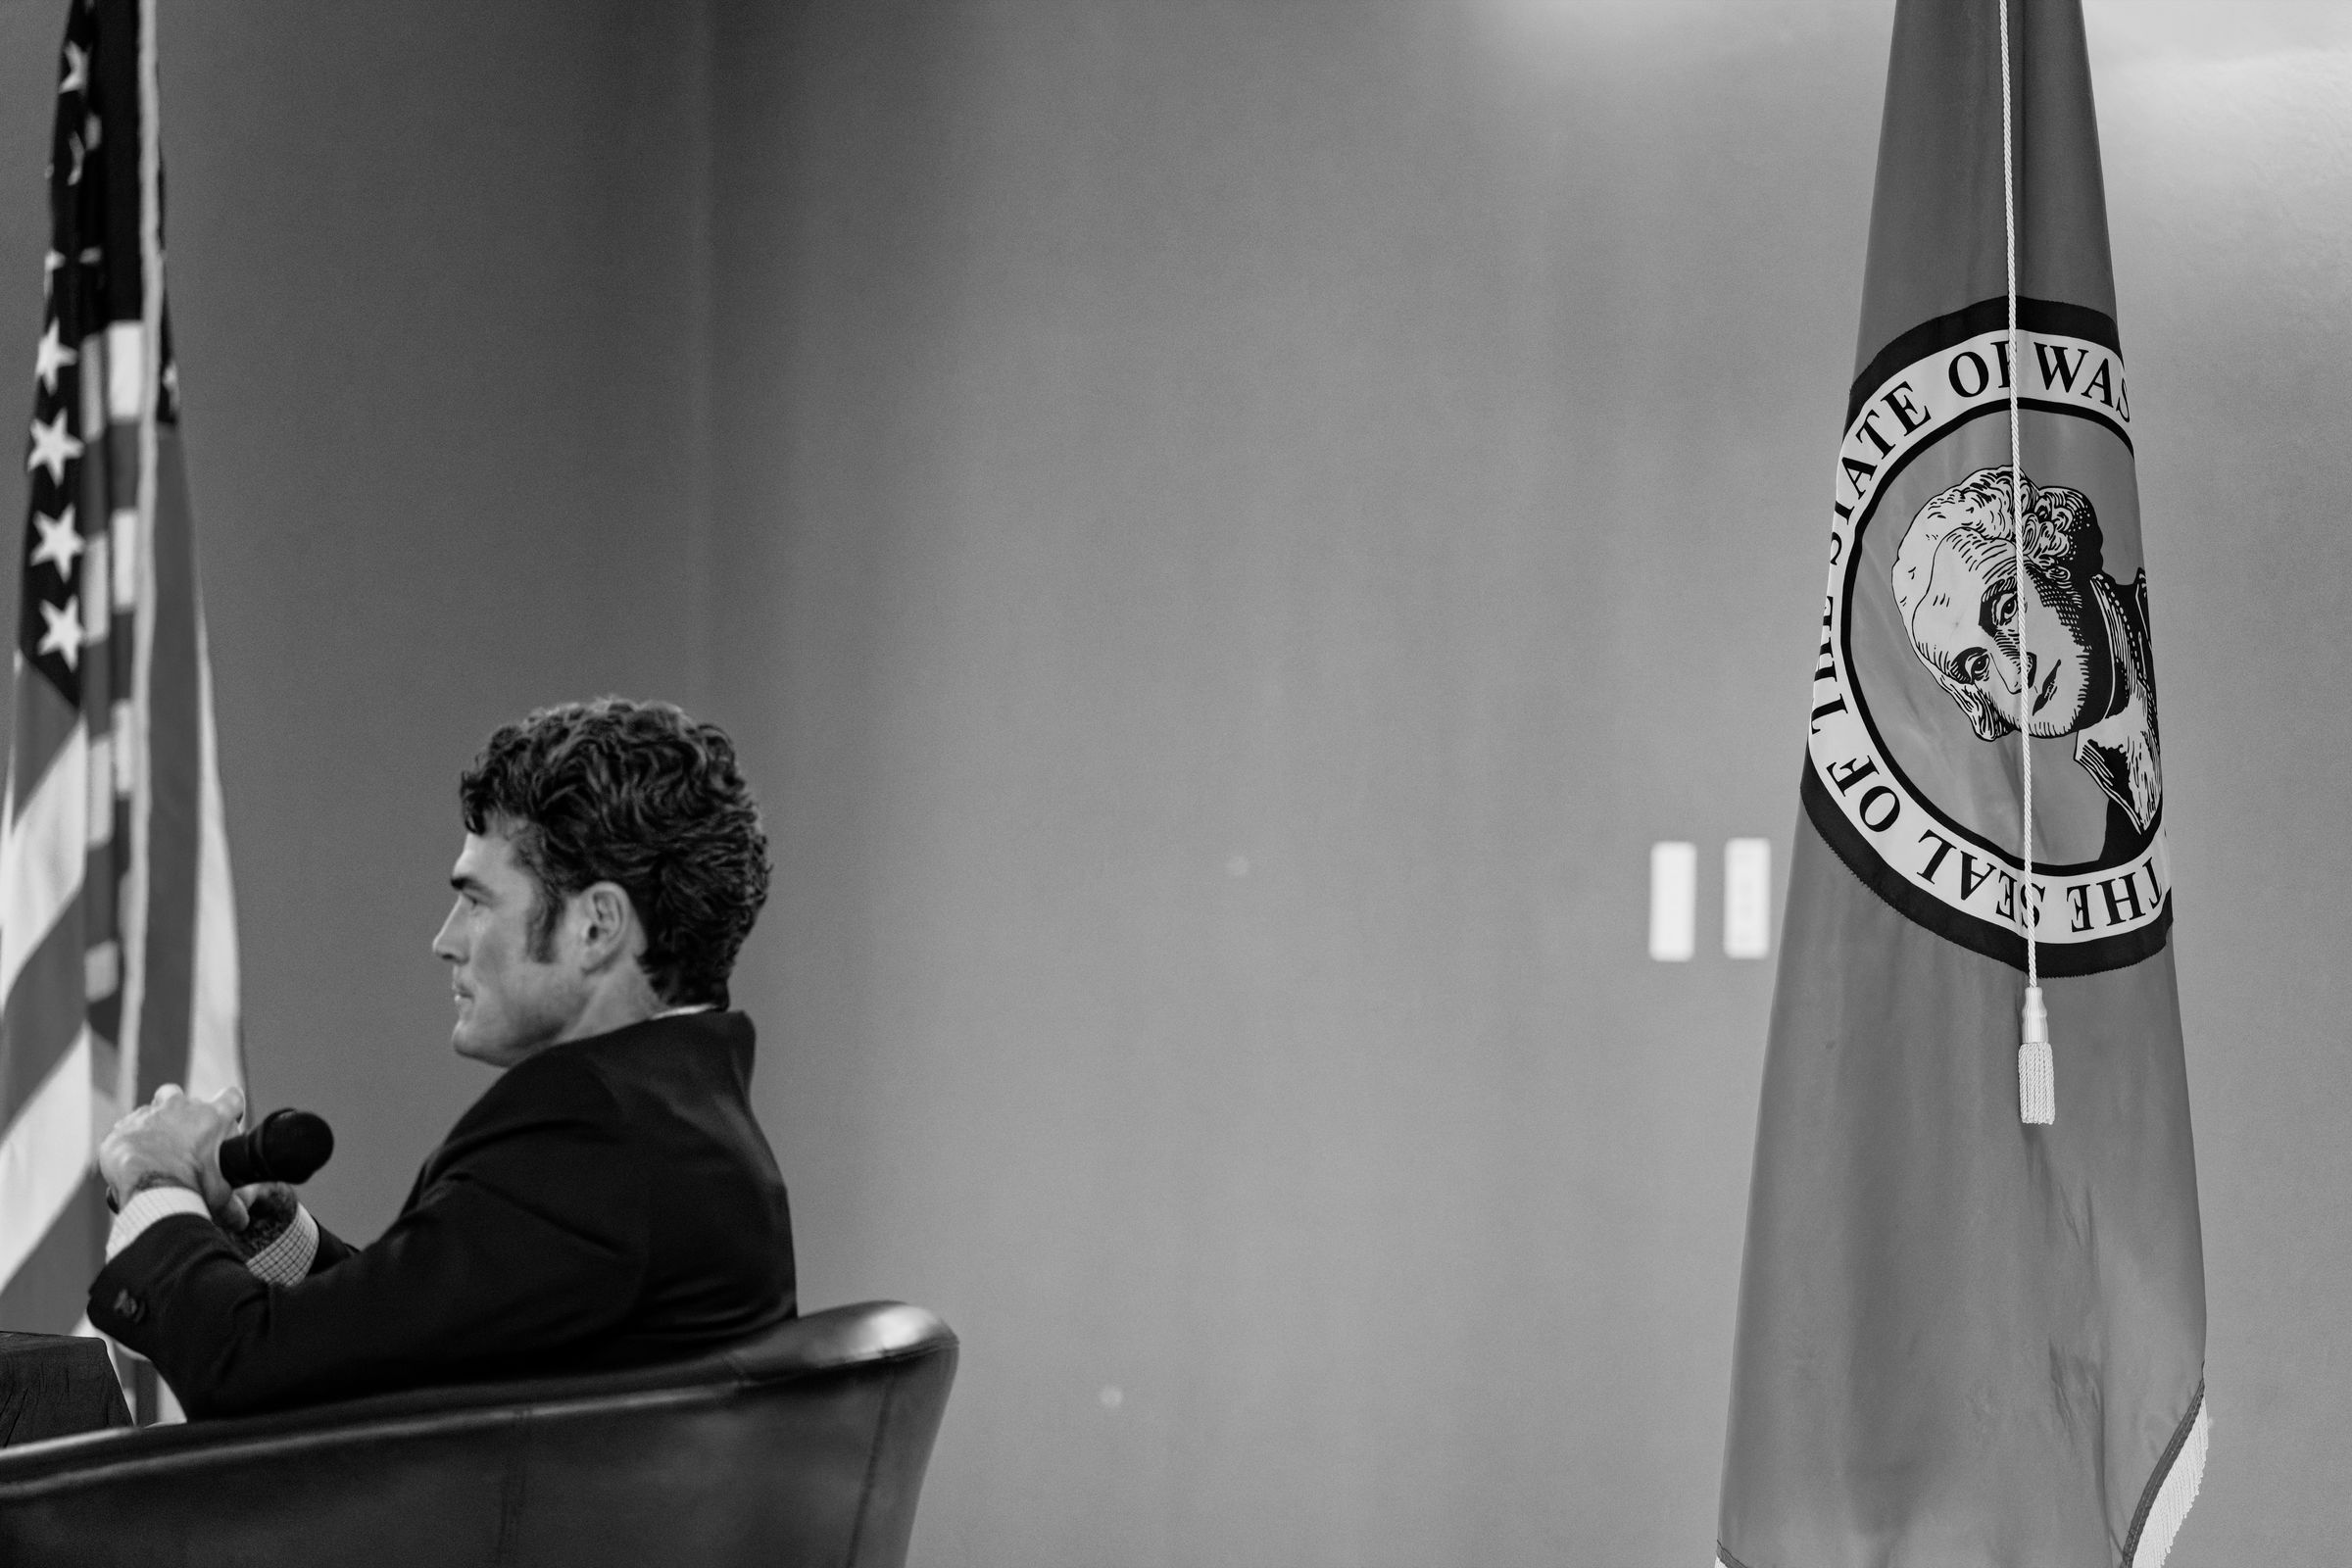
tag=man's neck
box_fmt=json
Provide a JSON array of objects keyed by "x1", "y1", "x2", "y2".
[{"x1": 549, "y1": 970, "x2": 673, "y2": 1049}]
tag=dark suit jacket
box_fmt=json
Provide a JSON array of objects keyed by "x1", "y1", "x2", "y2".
[{"x1": 89, "y1": 1009, "x2": 795, "y2": 1419}]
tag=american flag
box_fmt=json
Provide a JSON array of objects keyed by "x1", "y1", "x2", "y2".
[{"x1": 0, "y1": 0, "x2": 241, "y2": 1353}]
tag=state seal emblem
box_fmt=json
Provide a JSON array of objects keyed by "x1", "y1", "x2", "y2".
[{"x1": 1803, "y1": 299, "x2": 2167, "y2": 974}]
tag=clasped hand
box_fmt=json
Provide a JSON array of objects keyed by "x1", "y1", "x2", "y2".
[{"x1": 97, "y1": 1082, "x2": 253, "y2": 1229}]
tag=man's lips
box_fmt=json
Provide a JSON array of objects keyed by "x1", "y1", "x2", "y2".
[{"x1": 2031, "y1": 662, "x2": 2061, "y2": 714}]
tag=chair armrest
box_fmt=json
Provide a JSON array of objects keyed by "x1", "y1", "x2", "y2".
[{"x1": 0, "y1": 1301, "x2": 959, "y2": 1568}]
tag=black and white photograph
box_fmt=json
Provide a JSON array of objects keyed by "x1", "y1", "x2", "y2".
[{"x1": 0, "y1": 2, "x2": 2342, "y2": 1564}]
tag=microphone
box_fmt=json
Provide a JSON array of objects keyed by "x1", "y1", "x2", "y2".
[{"x1": 217, "y1": 1108, "x2": 336, "y2": 1188}]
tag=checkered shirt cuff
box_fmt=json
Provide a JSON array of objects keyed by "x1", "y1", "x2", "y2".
[
  {"x1": 241, "y1": 1201, "x2": 320, "y2": 1286},
  {"x1": 105, "y1": 1186, "x2": 320, "y2": 1285},
  {"x1": 105, "y1": 1185, "x2": 210, "y2": 1259}
]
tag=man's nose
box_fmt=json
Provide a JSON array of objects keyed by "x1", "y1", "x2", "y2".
[{"x1": 432, "y1": 902, "x2": 465, "y2": 961}]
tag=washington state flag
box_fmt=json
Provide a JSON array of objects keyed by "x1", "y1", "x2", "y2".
[{"x1": 1715, "y1": 3, "x2": 2207, "y2": 1565}]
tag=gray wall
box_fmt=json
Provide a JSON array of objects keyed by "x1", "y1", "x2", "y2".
[
  {"x1": 2, "y1": 1, "x2": 2347, "y2": 1561},
  {"x1": 708, "y1": 5, "x2": 1865, "y2": 1563}
]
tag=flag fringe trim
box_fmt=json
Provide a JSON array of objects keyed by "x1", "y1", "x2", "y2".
[{"x1": 2125, "y1": 1383, "x2": 2208, "y2": 1567}]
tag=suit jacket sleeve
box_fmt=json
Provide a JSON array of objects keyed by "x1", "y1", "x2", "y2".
[
  {"x1": 89, "y1": 1056, "x2": 649, "y2": 1419},
  {"x1": 309, "y1": 1219, "x2": 356, "y2": 1275}
]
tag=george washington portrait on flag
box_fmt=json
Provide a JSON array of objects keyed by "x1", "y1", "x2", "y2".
[{"x1": 1893, "y1": 465, "x2": 2160, "y2": 836}]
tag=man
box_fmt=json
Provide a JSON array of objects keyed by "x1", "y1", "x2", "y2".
[
  {"x1": 1891, "y1": 464, "x2": 2161, "y2": 832},
  {"x1": 87, "y1": 699, "x2": 794, "y2": 1419}
]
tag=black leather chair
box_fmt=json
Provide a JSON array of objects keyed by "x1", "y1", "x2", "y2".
[{"x1": 0, "y1": 1300, "x2": 956, "y2": 1567}]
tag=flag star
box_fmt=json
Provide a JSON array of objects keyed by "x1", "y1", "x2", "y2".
[
  {"x1": 82, "y1": 113, "x2": 100, "y2": 152},
  {"x1": 59, "y1": 41, "x2": 86, "y2": 97},
  {"x1": 26, "y1": 409, "x2": 82, "y2": 485},
  {"x1": 42, "y1": 249, "x2": 63, "y2": 284},
  {"x1": 33, "y1": 319, "x2": 75, "y2": 393},
  {"x1": 30, "y1": 508, "x2": 82, "y2": 579},
  {"x1": 67, "y1": 133, "x2": 84, "y2": 186},
  {"x1": 37, "y1": 596, "x2": 83, "y2": 670}
]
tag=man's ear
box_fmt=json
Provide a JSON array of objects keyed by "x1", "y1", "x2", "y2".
[{"x1": 572, "y1": 882, "x2": 641, "y2": 972}]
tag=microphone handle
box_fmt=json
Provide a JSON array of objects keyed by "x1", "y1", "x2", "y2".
[{"x1": 219, "y1": 1108, "x2": 335, "y2": 1187}]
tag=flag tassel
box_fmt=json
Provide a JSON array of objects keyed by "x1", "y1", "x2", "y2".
[{"x1": 2019, "y1": 984, "x2": 2054, "y2": 1125}]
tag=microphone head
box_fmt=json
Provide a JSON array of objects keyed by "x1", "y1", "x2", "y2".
[{"x1": 220, "y1": 1108, "x2": 335, "y2": 1187}]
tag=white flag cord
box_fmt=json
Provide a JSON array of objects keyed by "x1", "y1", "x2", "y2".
[{"x1": 1999, "y1": 0, "x2": 2055, "y2": 1125}]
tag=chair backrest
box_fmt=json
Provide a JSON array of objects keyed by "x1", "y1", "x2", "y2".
[{"x1": 0, "y1": 1300, "x2": 956, "y2": 1568}]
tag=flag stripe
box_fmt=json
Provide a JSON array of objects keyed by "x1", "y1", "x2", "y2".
[
  {"x1": 103, "y1": 322, "x2": 141, "y2": 423},
  {"x1": 4, "y1": 661, "x2": 77, "y2": 821},
  {"x1": 101, "y1": 419, "x2": 138, "y2": 514},
  {"x1": 0, "y1": 894, "x2": 90, "y2": 1119},
  {"x1": 0, "y1": 1025, "x2": 92, "y2": 1286},
  {"x1": 0, "y1": 724, "x2": 87, "y2": 1013},
  {"x1": 130, "y1": 430, "x2": 200, "y2": 1099},
  {"x1": 184, "y1": 599, "x2": 238, "y2": 1102}
]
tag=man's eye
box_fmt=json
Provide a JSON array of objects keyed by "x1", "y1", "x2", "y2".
[{"x1": 1957, "y1": 649, "x2": 1988, "y2": 682}]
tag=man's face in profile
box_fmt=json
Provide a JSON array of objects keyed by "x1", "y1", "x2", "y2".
[
  {"x1": 1910, "y1": 524, "x2": 2112, "y2": 738},
  {"x1": 434, "y1": 829, "x2": 577, "y2": 1068}
]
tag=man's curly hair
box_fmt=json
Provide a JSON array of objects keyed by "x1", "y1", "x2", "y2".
[{"x1": 459, "y1": 698, "x2": 770, "y2": 1008}]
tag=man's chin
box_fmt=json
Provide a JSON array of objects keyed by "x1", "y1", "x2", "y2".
[
  {"x1": 450, "y1": 1016, "x2": 555, "y2": 1068},
  {"x1": 450, "y1": 1021, "x2": 502, "y2": 1064}
]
